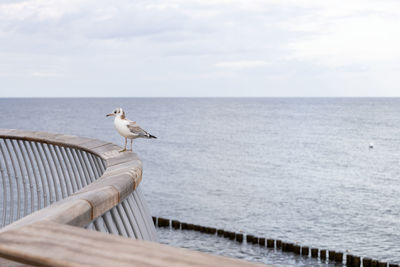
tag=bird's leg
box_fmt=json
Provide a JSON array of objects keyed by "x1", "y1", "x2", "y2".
[
  {"x1": 129, "y1": 139, "x2": 133, "y2": 151},
  {"x1": 120, "y1": 138, "x2": 127, "y2": 152}
]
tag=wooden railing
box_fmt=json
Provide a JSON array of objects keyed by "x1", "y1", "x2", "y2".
[
  {"x1": 0, "y1": 129, "x2": 264, "y2": 266},
  {"x1": 0, "y1": 129, "x2": 156, "y2": 240}
]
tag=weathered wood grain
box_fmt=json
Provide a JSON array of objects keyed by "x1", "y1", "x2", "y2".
[
  {"x1": 0, "y1": 221, "x2": 268, "y2": 267},
  {"x1": 0, "y1": 199, "x2": 92, "y2": 232},
  {"x1": 0, "y1": 129, "x2": 143, "y2": 231},
  {"x1": 78, "y1": 173, "x2": 134, "y2": 201},
  {"x1": 0, "y1": 257, "x2": 31, "y2": 267}
]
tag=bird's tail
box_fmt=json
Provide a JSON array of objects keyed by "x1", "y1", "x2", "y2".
[{"x1": 148, "y1": 134, "x2": 157, "y2": 139}]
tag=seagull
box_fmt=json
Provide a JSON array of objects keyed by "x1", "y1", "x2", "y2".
[{"x1": 106, "y1": 107, "x2": 157, "y2": 152}]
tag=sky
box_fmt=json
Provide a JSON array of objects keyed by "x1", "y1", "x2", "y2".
[{"x1": 1, "y1": 0, "x2": 400, "y2": 97}]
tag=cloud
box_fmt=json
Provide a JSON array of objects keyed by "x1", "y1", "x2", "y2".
[
  {"x1": 1, "y1": 0, "x2": 400, "y2": 96},
  {"x1": 215, "y1": 60, "x2": 268, "y2": 69},
  {"x1": 31, "y1": 71, "x2": 62, "y2": 77},
  {"x1": 289, "y1": 16, "x2": 400, "y2": 66},
  {"x1": 284, "y1": 0, "x2": 400, "y2": 67}
]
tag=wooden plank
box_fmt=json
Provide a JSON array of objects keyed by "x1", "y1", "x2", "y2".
[
  {"x1": 90, "y1": 143, "x2": 121, "y2": 157},
  {"x1": 26, "y1": 131, "x2": 64, "y2": 141},
  {"x1": 0, "y1": 128, "x2": 17, "y2": 137},
  {"x1": 0, "y1": 221, "x2": 268, "y2": 267},
  {"x1": 0, "y1": 199, "x2": 92, "y2": 232},
  {"x1": 53, "y1": 135, "x2": 96, "y2": 147},
  {"x1": 0, "y1": 129, "x2": 112, "y2": 154},
  {"x1": 0, "y1": 129, "x2": 23, "y2": 139},
  {"x1": 78, "y1": 140, "x2": 111, "y2": 150},
  {"x1": 0, "y1": 257, "x2": 31, "y2": 267},
  {"x1": 0, "y1": 129, "x2": 93, "y2": 150},
  {"x1": 74, "y1": 186, "x2": 120, "y2": 219},
  {"x1": 105, "y1": 152, "x2": 141, "y2": 167},
  {"x1": 102, "y1": 160, "x2": 142, "y2": 182},
  {"x1": 2, "y1": 130, "x2": 63, "y2": 144},
  {"x1": 78, "y1": 173, "x2": 135, "y2": 202},
  {"x1": 104, "y1": 158, "x2": 142, "y2": 173}
]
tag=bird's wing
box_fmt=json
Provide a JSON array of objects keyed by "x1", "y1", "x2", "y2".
[{"x1": 127, "y1": 122, "x2": 150, "y2": 137}]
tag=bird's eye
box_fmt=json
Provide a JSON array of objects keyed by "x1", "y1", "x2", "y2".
[{"x1": 114, "y1": 111, "x2": 117, "y2": 114}]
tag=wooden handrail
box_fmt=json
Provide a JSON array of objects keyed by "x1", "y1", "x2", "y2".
[
  {"x1": 0, "y1": 220, "x2": 265, "y2": 267},
  {"x1": 0, "y1": 129, "x2": 267, "y2": 266},
  {"x1": 0, "y1": 129, "x2": 142, "y2": 232}
]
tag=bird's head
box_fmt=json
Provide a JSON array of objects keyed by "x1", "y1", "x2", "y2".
[{"x1": 106, "y1": 108, "x2": 125, "y2": 119}]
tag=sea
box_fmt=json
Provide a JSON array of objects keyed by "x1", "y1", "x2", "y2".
[{"x1": 0, "y1": 98, "x2": 399, "y2": 266}]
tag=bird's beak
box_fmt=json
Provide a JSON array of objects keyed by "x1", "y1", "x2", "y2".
[{"x1": 106, "y1": 113, "x2": 114, "y2": 117}]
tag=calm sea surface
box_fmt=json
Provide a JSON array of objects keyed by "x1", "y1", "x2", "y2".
[{"x1": 1, "y1": 98, "x2": 399, "y2": 266}]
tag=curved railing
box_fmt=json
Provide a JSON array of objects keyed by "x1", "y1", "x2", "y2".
[
  {"x1": 0, "y1": 129, "x2": 262, "y2": 267},
  {"x1": 0, "y1": 129, "x2": 157, "y2": 241}
]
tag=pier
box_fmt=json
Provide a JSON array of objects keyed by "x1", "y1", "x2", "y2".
[{"x1": 0, "y1": 129, "x2": 262, "y2": 267}]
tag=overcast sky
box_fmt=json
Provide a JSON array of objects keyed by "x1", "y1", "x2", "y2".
[{"x1": 1, "y1": 0, "x2": 400, "y2": 97}]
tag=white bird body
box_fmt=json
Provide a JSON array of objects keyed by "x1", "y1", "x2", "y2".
[
  {"x1": 107, "y1": 107, "x2": 156, "y2": 152},
  {"x1": 114, "y1": 116, "x2": 135, "y2": 139}
]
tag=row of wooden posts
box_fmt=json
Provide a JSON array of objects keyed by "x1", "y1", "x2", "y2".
[{"x1": 152, "y1": 217, "x2": 398, "y2": 267}]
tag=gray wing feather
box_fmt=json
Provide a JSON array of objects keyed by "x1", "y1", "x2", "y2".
[{"x1": 127, "y1": 124, "x2": 150, "y2": 137}]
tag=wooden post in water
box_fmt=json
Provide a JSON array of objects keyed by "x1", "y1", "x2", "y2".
[
  {"x1": 320, "y1": 249, "x2": 327, "y2": 260},
  {"x1": 294, "y1": 245, "x2": 301, "y2": 255},
  {"x1": 301, "y1": 246, "x2": 309, "y2": 257},
  {"x1": 236, "y1": 233, "x2": 243, "y2": 243},
  {"x1": 335, "y1": 252, "x2": 343, "y2": 263},
  {"x1": 158, "y1": 217, "x2": 170, "y2": 227},
  {"x1": 267, "y1": 239, "x2": 274, "y2": 248},
  {"x1": 147, "y1": 217, "x2": 400, "y2": 267},
  {"x1": 224, "y1": 231, "x2": 229, "y2": 238},
  {"x1": 247, "y1": 235, "x2": 254, "y2": 243},
  {"x1": 172, "y1": 220, "x2": 180, "y2": 230},
  {"x1": 329, "y1": 250, "x2": 336, "y2": 261},
  {"x1": 362, "y1": 257, "x2": 372, "y2": 267},
  {"x1": 229, "y1": 232, "x2": 235, "y2": 240},
  {"x1": 352, "y1": 256, "x2": 360, "y2": 267},
  {"x1": 311, "y1": 248, "x2": 318, "y2": 258},
  {"x1": 347, "y1": 254, "x2": 353, "y2": 266}
]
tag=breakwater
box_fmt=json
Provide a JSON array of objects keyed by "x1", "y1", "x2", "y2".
[{"x1": 153, "y1": 216, "x2": 399, "y2": 267}]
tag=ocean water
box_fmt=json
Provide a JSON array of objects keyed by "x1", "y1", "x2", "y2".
[{"x1": 0, "y1": 98, "x2": 399, "y2": 266}]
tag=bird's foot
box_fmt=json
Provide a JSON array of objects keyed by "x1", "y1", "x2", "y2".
[
  {"x1": 127, "y1": 149, "x2": 133, "y2": 152},
  {"x1": 119, "y1": 148, "x2": 127, "y2": 152}
]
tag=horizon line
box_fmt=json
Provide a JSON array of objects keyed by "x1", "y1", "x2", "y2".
[{"x1": 2, "y1": 96, "x2": 400, "y2": 99}]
